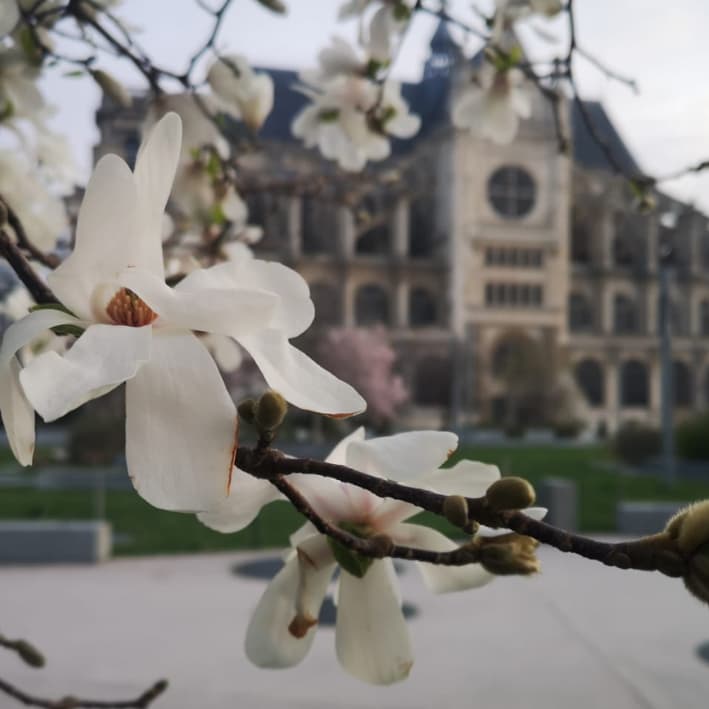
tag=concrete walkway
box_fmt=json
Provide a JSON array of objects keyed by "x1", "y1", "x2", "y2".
[{"x1": 1, "y1": 543, "x2": 708, "y2": 708}]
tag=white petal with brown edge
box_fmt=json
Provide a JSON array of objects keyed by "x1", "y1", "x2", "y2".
[{"x1": 125, "y1": 329, "x2": 237, "y2": 512}]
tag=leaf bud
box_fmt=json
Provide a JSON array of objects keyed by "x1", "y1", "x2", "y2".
[
  {"x1": 90, "y1": 69, "x2": 132, "y2": 108},
  {"x1": 255, "y1": 390, "x2": 288, "y2": 431},
  {"x1": 368, "y1": 533, "x2": 394, "y2": 558},
  {"x1": 485, "y1": 477, "x2": 536, "y2": 511},
  {"x1": 255, "y1": 0, "x2": 287, "y2": 13},
  {"x1": 14, "y1": 639, "x2": 45, "y2": 668},
  {"x1": 478, "y1": 534, "x2": 540, "y2": 576},
  {"x1": 442, "y1": 495, "x2": 469, "y2": 529},
  {"x1": 237, "y1": 398, "x2": 257, "y2": 424}
]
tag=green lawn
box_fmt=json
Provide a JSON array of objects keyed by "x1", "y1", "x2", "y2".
[{"x1": 1, "y1": 445, "x2": 709, "y2": 555}]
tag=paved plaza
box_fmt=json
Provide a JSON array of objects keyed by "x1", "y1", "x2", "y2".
[{"x1": 1, "y1": 542, "x2": 708, "y2": 709}]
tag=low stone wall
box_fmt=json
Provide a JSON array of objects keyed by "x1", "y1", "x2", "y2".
[
  {"x1": 0, "y1": 521, "x2": 111, "y2": 564},
  {"x1": 616, "y1": 502, "x2": 686, "y2": 535}
]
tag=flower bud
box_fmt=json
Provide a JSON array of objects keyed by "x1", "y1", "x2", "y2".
[
  {"x1": 368, "y1": 533, "x2": 394, "y2": 558},
  {"x1": 477, "y1": 534, "x2": 540, "y2": 576},
  {"x1": 255, "y1": 390, "x2": 288, "y2": 431},
  {"x1": 684, "y1": 542, "x2": 709, "y2": 605},
  {"x1": 237, "y1": 398, "x2": 257, "y2": 424},
  {"x1": 442, "y1": 495, "x2": 469, "y2": 529},
  {"x1": 485, "y1": 477, "x2": 536, "y2": 511},
  {"x1": 665, "y1": 500, "x2": 709, "y2": 555},
  {"x1": 255, "y1": 0, "x2": 287, "y2": 12}
]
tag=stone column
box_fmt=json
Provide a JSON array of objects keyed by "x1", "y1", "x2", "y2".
[
  {"x1": 395, "y1": 280, "x2": 408, "y2": 329},
  {"x1": 338, "y1": 207, "x2": 355, "y2": 259},
  {"x1": 393, "y1": 198, "x2": 409, "y2": 259},
  {"x1": 605, "y1": 350, "x2": 620, "y2": 432},
  {"x1": 287, "y1": 197, "x2": 301, "y2": 260}
]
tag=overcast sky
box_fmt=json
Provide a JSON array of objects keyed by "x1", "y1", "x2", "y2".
[{"x1": 39, "y1": 0, "x2": 709, "y2": 212}]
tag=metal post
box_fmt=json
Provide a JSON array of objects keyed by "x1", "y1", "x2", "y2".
[{"x1": 658, "y1": 238, "x2": 676, "y2": 486}]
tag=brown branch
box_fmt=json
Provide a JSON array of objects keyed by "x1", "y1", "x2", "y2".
[
  {"x1": 0, "y1": 677, "x2": 167, "y2": 709},
  {"x1": 0, "y1": 229, "x2": 57, "y2": 305},
  {"x1": 271, "y1": 474, "x2": 482, "y2": 565},
  {"x1": 1, "y1": 199, "x2": 59, "y2": 269},
  {"x1": 237, "y1": 446, "x2": 687, "y2": 576}
]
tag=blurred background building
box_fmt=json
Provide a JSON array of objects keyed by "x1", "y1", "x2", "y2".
[{"x1": 93, "y1": 22, "x2": 709, "y2": 434}]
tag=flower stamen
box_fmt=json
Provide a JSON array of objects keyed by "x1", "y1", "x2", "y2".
[{"x1": 106, "y1": 288, "x2": 158, "y2": 327}]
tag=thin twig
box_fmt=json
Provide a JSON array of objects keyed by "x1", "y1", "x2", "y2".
[
  {"x1": 0, "y1": 230, "x2": 56, "y2": 304},
  {"x1": 0, "y1": 676, "x2": 167, "y2": 709}
]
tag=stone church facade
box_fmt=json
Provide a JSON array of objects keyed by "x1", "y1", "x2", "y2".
[{"x1": 94, "y1": 23, "x2": 709, "y2": 433}]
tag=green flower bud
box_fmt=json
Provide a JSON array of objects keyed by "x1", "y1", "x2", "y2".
[
  {"x1": 684, "y1": 542, "x2": 709, "y2": 605},
  {"x1": 666, "y1": 500, "x2": 709, "y2": 555},
  {"x1": 485, "y1": 477, "x2": 536, "y2": 511},
  {"x1": 478, "y1": 534, "x2": 540, "y2": 576},
  {"x1": 237, "y1": 398, "x2": 257, "y2": 424},
  {"x1": 14, "y1": 639, "x2": 45, "y2": 668},
  {"x1": 442, "y1": 495, "x2": 469, "y2": 529},
  {"x1": 255, "y1": 390, "x2": 288, "y2": 431}
]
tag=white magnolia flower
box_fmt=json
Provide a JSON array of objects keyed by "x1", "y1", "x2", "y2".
[
  {"x1": 0, "y1": 1, "x2": 19, "y2": 37},
  {"x1": 207, "y1": 54, "x2": 274, "y2": 131},
  {"x1": 0, "y1": 150, "x2": 68, "y2": 250},
  {"x1": 0, "y1": 113, "x2": 365, "y2": 511},
  {"x1": 497, "y1": 0, "x2": 563, "y2": 23},
  {"x1": 0, "y1": 49, "x2": 49, "y2": 125},
  {"x1": 202, "y1": 428, "x2": 545, "y2": 684},
  {"x1": 293, "y1": 41, "x2": 420, "y2": 171},
  {"x1": 452, "y1": 62, "x2": 531, "y2": 144}
]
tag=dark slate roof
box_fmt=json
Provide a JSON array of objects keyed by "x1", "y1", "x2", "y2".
[
  {"x1": 570, "y1": 100, "x2": 641, "y2": 175},
  {"x1": 256, "y1": 45, "x2": 640, "y2": 175}
]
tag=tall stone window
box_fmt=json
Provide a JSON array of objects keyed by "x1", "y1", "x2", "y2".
[
  {"x1": 574, "y1": 359, "x2": 604, "y2": 407},
  {"x1": 487, "y1": 166, "x2": 536, "y2": 219},
  {"x1": 409, "y1": 195, "x2": 436, "y2": 258},
  {"x1": 310, "y1": 282, "x2": 341, "y2": 326},
  {"x1": 571, "y1": 209, "x2": 592, "y2": 264},
  {"x1": 356, "y1": 221, "x2": 390, "y2": 255},
  {"x1": 673, "y1": 361, "x2": 693, "y2": 407},
  {"x1": 569, "y1": 293, "x2": 594, "y2": 332},
  {"x1": 613, "y1": 293, "x2": 638, "y2": 334},
  {"x1": 301, "y1": 198, "x2": 338, "y2": 255},
  {"x1": 409, "y1": 288, "x2": 438, "y2": 327},
  {"x1": 414, "y1": 356, "x2": 450, "y2": 406},
  {"x1": 620, "y1": 360, "x2": 649, "y2": 407},
  {"x1": 700, "y1": 300, "x2": 709, "y2": 336},
  {"x1": 355, "y1": 284, "x2": 390, "y2": 325}
]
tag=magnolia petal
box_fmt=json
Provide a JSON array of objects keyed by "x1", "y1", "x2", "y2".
[
  {"x1": 197, "y1": 468, "x2": 282, "y2": 533},
  {"x1": 237, "y1": 329, "x2": 366, "y2": 417},
  {"x1": 20, "y1": 324, "x2": 152, "y2": 422},
  {"x1": 391, "y1": 522, "x2": 495, "y2": 593},
  {"x1": 133, "y1": 112, "x2": 182, "y2": 279},
  {"x1": 47, "y1": 155, "x2": 140, "y2": 320},
  {"x1": 124, "y1": 330, "x2": 237, "y2": 512},
  {"x1": 289, "y1": 522, "x2": 319, "y2": 548},
  {"x1": 177, "y1": 257, "x2": 314, "y2": 338},
  {"x1": 0, "y1": 358, "x2": 35, "y2": 466},
  {"x1": 0, "y1": 309, "x2": 83, "y2": 366},
  {"x1": 335, "y1": 559, "x2": 413, "y2": 685},
  {"x1": 294, "y1": 535, "x2": 337, "y2": 622},
  {"x1": 245, "y1": 550, "x2": 330, "y2": 668},
  {"x1": 415, "y1": 459, "x2": 501, "y2": 498},
  {"x1": 346, "y1": 430, "x2": 458, "y2": 480},
  {"x1": 325, "y1": 426, "x2": 365, "y2": 466},
  {"x1": 478, "y1": 506, "x2": 548, "y2": 537},
  {"x1": 118, "y1": 267, "x2": 278, "y2": 340},
  {"x1": 0, "y1": 1, "x2": 19, "y2": 36}
]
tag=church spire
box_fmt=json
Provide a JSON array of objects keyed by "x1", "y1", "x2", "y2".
[{"x1": 424, "y1": 15, "x2": 459, "y2": 79}]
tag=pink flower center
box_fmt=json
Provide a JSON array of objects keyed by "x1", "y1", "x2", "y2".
[{"x1": 106, "y1": 288, "x2": 157, "y2": 327}]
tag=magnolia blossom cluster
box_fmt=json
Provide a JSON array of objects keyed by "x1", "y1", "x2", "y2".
[
  {"x1": 292, "y1": 3, "x2": 420, "y2": 171},
  {"x1": 0, "y1": 113, "x2": 364, "y2": 510},
  {"x1": 0, "y1": 1, "x2": 76, "y2": 250}
]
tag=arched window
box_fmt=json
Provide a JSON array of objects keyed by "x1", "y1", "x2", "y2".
[
  {"x1": 612, "y1": 235, "x2": 635, "y2": 267},
  {"x1": 701, "y1": 300, "x2": 709, "y2": 336},
  {"x1": 409, "y1": 288, "x2": 437, "y2": 327},
  {"x1": 355, "y1": 284, "x2": 390, "y2": 326},
  {"x1": 569, "y1": 293, "x2": 593, "y2": 332},
  {"x1": 302, "y1": 198, "x2": 338, "y2": 254},
  {"x1": 571, "y1": 212, "x2": 592, "y2": 264},
  {"x1": 574, "y1": 359, "x2": 604, "y2": 407},
  {"x1": 487, "y1": 166, "x2": 536, "y2": 219},
  {"x1": 409, "y1": 196, "x2": 436, "y2": 258},
  {"x1": 673, "y1": 361, "x2": 693, "y2": 407},
  {"x1": 310, "y1": 282, "x2": 341, "y2": 326},
  {"x1": 356, "y1": 222, "x2": 390, "y2": 255},
  {"x1": 613, "y1": 294, "x2": 638, "y2": 334},
  {"x1": 620, "y1": 360, "x2": 649, "y2": 407},
  {"x1": 414, "y1": 356, "x2": 450, "y2": 406}
]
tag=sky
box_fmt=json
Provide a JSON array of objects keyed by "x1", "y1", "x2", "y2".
[{"x1": 38, "y1": 0, "x2": 709, "y2": 212}]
